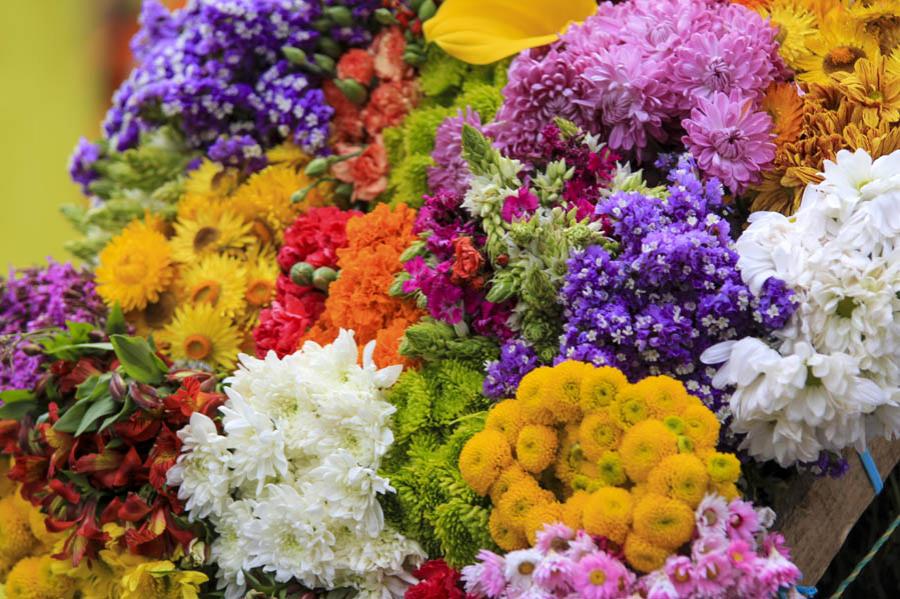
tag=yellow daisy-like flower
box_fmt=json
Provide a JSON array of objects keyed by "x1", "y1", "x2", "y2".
[
  {"x1": 126, "y1": 288, "x2": 181, "y2": 337},
  {"x1": 230, "y1": 162, "x2": 329, "y2": 245},
  {"x1": 623, "y1": 534, "x2": 670, "y2": 573},
  {"x1": 582, "y1": 487, "x2": 633, "y2": 545},
  {"x1": 241, "y1": 244, "x2": 280, "y2": 312},
  {"x1": 486, "y1": 399, "x2": 527, "y2": 446},
  {"x1": 118, "y1": 560, "x2": 208, "y2": 599},
  {"x1": 5, "y1": 555, "x2": 75, "y2": 599},
  {"x1": 619, "y1": 420, "x2": 679, "y2": 483},
  {"x1": 610, "y1": 385, "x2": 652, "y2": 428},
  {"x1": 489, "y1": 508, "x2": 528, "y2": 551},
  {"x1": 169, "y1": 209, "x2": 254, "y2": 264},
  {"x1": 834, "y1": 56, "x2": 900, "y2": 128},
  {"x1": 177, "y1": 160, "x2": 240, "y2": 221},
  {"x1": 888, "y1": 47, "x2": 900, "y2": 78},
  {"x1": 516, "y1": 366, "x2": 557, "y2": 425},
  {"x1": 561, "y1": 490, "x2": 591, "y2": 530},
  {"x1": 524, "y1": 501, "x2": 565, "y2": 544},
  {"x1": 681, "y1": 404, "x2": 721, "y2": 450},
  {"x1": 459, "y1": 430, "x2": 514, "y2": 495},
  {"x1": 761, "y1": 82, "x2": 806, "y2": 145},
  {"x1": 181, "y1": 253, "x2": 248, "y2": 318},
  {"x1": 632, "y1": 494, "x2": 695, "y2": 551},
  {"x1": 490, "y1": 463, "x2": 533, "y2": 504},
  {"x1": 497, "y1": 483, "x2": 555, "y2": 529},
  {"x1": 516, "y1": 424, "x2": 559, "y2": 473},
  {"x1": 706, "y1": 452, "x2": 742, "y2": 484},
  {"x1": 578, "y1": 410, "x2": 622, "y2": 462},
  {"x1": 580, "y1": 366, "x2": 628, "y2": 413},
  {"x1": 760, "y1": 0, "x2": 819, "y2": 69},
  {"x1": 597, "y1": 450, "x2": 627, "y2": 487},
  {"x1": 542, "y1": 361, "x2": 590, "y2": 423},
  {"x1": 795, "y1": 17, "x2": 881, "y2": 83},
  {"x1": 849, "y1": 0, "x2": 900, "y2": 55},
  {"x1": 96, "y1": 219, "x2": 175, "y2": 311},
  {"x1": 647, "y1": 454, "x2": 710, "y2": 508},
  {"x1": 0, "y1": 495, "x2": 39, "y2": 565},
  {"x1": 159, "y1": 303, "x2": 242, "y2": 370}
]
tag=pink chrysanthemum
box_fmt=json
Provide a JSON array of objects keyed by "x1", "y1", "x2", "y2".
[
  {"x1": 581, "y1": 44, "x2": 670, "y2": 159},
  {"x1": 727, "y1": 497, "x2": 761, "y2": 542},
  {"x1": 664, "y1": 555, "x2": 699, "y2": 597},
  {"x1": 462, "y1": 549, "x2": 508, "y2": 597},
  {"x1": 682, "y1": 91, "x2": 775, "y2": 192},
  {"x1": 535, "y1": 522, "x2": 576, "y2": 555},
  {"x1": 572, "y1": 551, "x2": 634, "y2": 599}
]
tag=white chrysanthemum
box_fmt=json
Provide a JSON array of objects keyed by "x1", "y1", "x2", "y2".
[
  {"x1": 167, "y1": 412, "x2": 233, "y2": 519},
  {"x1": 504, "y1": 548, "x2": 543, "y2": 591},
  {"x1": 170, "y1": 329, "x2": 420, "y2": 597}
]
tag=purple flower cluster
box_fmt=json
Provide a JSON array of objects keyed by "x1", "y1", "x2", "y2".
[
  {"x1": 428, "y1": 108, "x2": 484, "y2": 198},
  {"x1": 1, "y1": 260, "x2": 107, "y2": 391},
  {"x1": 324, "y1": 0, "x2": 382, "y2": 46},
  {"x1": 402, "y1": 191, "x2": 513, "y2": 339},
  {"x1": 483, "y1": 339, "x2": 539, "y2": 400},
  {"x1": 489, "y1": 0, "x2": 783, "y2": 191},
  {"x1": 559, "y1": 158, "x2": 796, "y2": 409},
  {"x1": 100, "y1": 0, "x2": 332, "y2": 161},
  {"x1": 69, "y1": 137, "x2": 102, "y2": 195}
]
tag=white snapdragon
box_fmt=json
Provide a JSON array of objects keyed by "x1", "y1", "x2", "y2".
[
  {"x1": 704, "y1": 149, "x2": 900, "y2": 466},
  {"x1": 170, "y1": 329, "x2": 423, "y2": 598}
]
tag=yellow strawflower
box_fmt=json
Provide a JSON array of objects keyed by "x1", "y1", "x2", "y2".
[
  {"x1": 96, "y1": 218, "x2": 175, "y2": 311},
  {"x1": 159, "y1": 303, "x2": 242, "y2": 370},
  {"x1": 795, "y1": 16, "x2": 881, "y2": 84},
  {"x1": 423, "y1": 0, "x2": 597, "y2": 64},
  {"x1": 181, "y1": 253, "x2": 248, "y2": 319},
  {"x1": 459, "y1": 430, "x2": 514, "y2": 495},
  {"x1": 485, "y1": 399, "x2": 527, "y2": 446},
  {"x1": 580, "y1": 366, "x2": 628, "y2": 413},
  {"x1": 647, "y1": 454, "x2": 710, "y2": 508},
  {"x1": 169, "y1": 209, "x2": 254, "y2": 264},
  {"x1": 632, "y1": 494, "x2": 695, "y2": 551},
  {"x1": 619, "y1": 420, "x2": 678, "y2": 483},
  {"x1": 516, "y1": 424, "x2": 558, "y2": 473},
  {"x1": 582, "y1": 487, "x2": 633, "y2": 545}
]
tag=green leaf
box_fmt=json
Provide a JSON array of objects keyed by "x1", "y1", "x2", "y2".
[
  {"x1": 0, "y1": 399, "x2": 38, "y2": 420},
  {"x1": 110, "y1": 335, "x2": 166, "y2": 384},
  {"x1": 74, "y1": 396, "x2": 118, "y2": 436},
  {"x1": 106, "y1": 303, "x2": 127, "y2": 335},
  {"x1": 99, "y1": 397, "x2": 133, "y2": 433},
  {"x1": 0, "y1": 389, "x2": 35, "y2": 404},
  {"x1": 43, "y1": 342, "x2": 114, "y2": 357},
  {"x1": 53, "y1": 401, "x2": 90, "y2": 433}
]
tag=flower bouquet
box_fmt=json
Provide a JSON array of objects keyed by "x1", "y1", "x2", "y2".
[{"x1": 2, "y1": 0, "x2": 899, "y2": 598}]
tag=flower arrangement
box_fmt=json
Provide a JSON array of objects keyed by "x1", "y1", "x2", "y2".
[{"x1": 4, "y1": 0, "x2": 900, "y2": 597}]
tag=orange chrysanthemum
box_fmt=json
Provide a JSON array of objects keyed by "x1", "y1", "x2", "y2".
[{"x1": 761, "y1": 82, "x2": 805, "y2": 145}]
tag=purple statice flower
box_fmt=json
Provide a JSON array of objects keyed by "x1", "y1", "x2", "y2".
[
  {"x1": 95, "y1": 0, "x2": 334, "y2": 169},
  {"x1": 488, "y1": 47, "x2": 593, "y2": 160},
  {"x1": 325, "y1": 0, "x2": 381, "y2": 46},
  {"x1": 483, "y1": 339, "x2": 540, "y2": 399},
  {"x1": 682, "y1": 92, "x2": 775, "y2": 193},
  {"x1": 207, "y1": 135, "x2": 267, "y2": 174},
  {"x1": 1, "y1": 260, "x2": 107, "y2": 391},
  {"x1": 559, "y1": 157, "x2": 796, "y2": 410},
  {"x1": 68, "y1": 137, "x2": 101, "y2": 195},
  {"x1": 501, "y1": 186, "x2": 539, "y2": 223},
  {"x1": 428, "y1": 108, "x2": 484, "y2": 197}
]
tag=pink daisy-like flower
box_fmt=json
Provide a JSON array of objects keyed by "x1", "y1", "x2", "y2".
[
  {"x1": 727, "y1": 539, "x2": 765, "y2": 596},
  {"x1": 567, "y1": 530, "x2": 600, "y2": 561},
  {"x1": 581, "y1": 44, "x2": 670, "y2": 159},
  {"x1": 682, "y1": 91, "x2": 774, "y2": 193},
  {"x1": 758, "y1": 541, "x2": 802, "y2": 596},
  {"x1": 463, "y1": 549, "x2": 508, "y2": 597},
  {"x1": 572, "y1": 551, "x2": 634, "y2": 599},
  {"x1": 692, "y1": 531, "x2": 728, "y2": 562},
  {"x1": 664, "y1": 555, "x2": 699, "y2": 597},
  {"x1": 695, "y1": 550, "x2": 735, "y2": 596},
  {"x1": 696, "y1": 494, "x2": 729, "y2": 539},
  {"x1": 533, "y1": 553, "x2": 575, "y2": 594},
  {"x1": 535, "y1": 522, "x2": 576, "y2": 555},
  {"x1": 727, "y1": 497, "x2": 761, "y2": 543},
  {"x1": 505, "y1": 549, "x2": 543, "y2": 592},
  {"x1": 642, "y1": 570, "x2": 680, "y2": 599}
]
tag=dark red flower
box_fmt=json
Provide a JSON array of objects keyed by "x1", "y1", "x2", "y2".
[
  {"x1": 407, "y1": 559, "x2": 471, "y2": 599},
  {"x1": 145, "y1": 425, "x2": 181, "y2": 492},
  {"x1": 451, "y1": 236, "x2": 485, "y2": 283},
  {"x1": 337, "y1": 48, "x2": 375, "y2": 84}
]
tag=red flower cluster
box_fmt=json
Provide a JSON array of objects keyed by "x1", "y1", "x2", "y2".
[
  {"x1": 406, "y1": 559, "x2": 474, "y2": 599},
  {"x1": 253, "y1": 206, "x2": 360, "y2": 357},
  {"x1": 1, "y1": 357, "x2": 222, "y2": 565}
]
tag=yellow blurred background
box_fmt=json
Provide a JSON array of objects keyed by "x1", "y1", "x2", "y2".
[{"x1": 0, "y1": 1, "x2": 103, "y2": 268}]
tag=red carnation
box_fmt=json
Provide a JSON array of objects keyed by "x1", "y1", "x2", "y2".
[
  {"x1": 407, "y1": 559, "x2": 472, "y2": 599},
  {"x1": 371, "y1": 26, "x2": 407, "y2": 81},
  {"x1": 337, "y1": 48, "x2": 375, "y2": 84},
  {"x1": 361, "y1": 80, "x2": 419, "y2": 136}
]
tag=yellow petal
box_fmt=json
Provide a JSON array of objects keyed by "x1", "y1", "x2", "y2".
[{"x1": 424, "y1": 0, "x2": 597, "y2": 65}]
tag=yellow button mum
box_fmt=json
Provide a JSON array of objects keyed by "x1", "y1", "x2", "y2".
[
  {"x1": 647, "y1": 454, "x2": 710, "y2": 508},
  {"x1": 516, "y1": 424, "x2": 558, "y2": 473},
  {"x1": 424, "y1": 0, "x2": 598, "y2": 65},
  {"x1": 485, "y1": 399, "x2": 527, "y2": 446},
  {"x1": 619, "y1": 420, "x2": 679, "y2": 483},
  {"x1": 459, "y1": 429, "x2": 514, "y2": 495},
  {"x1": 580, "y1": 366, "x2": 628, "y2": 413},
  {"x1": 583, "y1": 487, "x2": 634, "y2": 545},
  {"x1": 624, "y1": 534, "x2": 670, "y2": 573},
  {"x1": 632, "y1": 493, "x2": 695, "y2": 551},
  {"x1": 489, "y1": 508, "x2": 528, "y2": 551}
]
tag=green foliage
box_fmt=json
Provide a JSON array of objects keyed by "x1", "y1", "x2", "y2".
[
  {"x1": 402, "y1": 106, "x2": 452, "y2": 156},
  {"x1": 452, "y1": 81, "x2": 504, "y2": 122},
  {"x1": 419, "y1": 44, "x2": 471, "y2": 97},
  {"x1": 381, "y1": 361, "x2": 498, "y2": 566},
  {"x1": 389, "y1": 153, "x2": 433, "y2": 208},
  {"x1": 62, "y1": 127, "x2": 198, "y2": 261},
  {"x1": 400, "y1": 320, "x2": 500, "y2": 366}
]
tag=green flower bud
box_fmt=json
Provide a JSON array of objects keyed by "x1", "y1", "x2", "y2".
[
  {"x1": 418, "y1": 0, "x2": 437, "y2": 20},
  {"x1": 282, "y1": 45, "x2": 307, "y2": 66},
  {"x1": 374, "y1": 8, "x2": 399, "y2": 25},
  {"x1": 290, "y1": 262, "x2": 315, "y2": 286},
  {"x1": 313, "y1": 53, "x2": 335, "y2": 74},
  {"x1": 334, "y1": 78, "x2": 368, "y2": 105},
  {"x1": 304, "y1": 157, "x2": 330, "y2": 177},
  {"x1": 325, "y1": 6, "x2": 352, "y2": 27},
  {"x1": 317, "y1": 37, "x2": 342, "y2": 58},
  {"x1": 312, "y1": 266, "x2": 339, "y2": 291}
]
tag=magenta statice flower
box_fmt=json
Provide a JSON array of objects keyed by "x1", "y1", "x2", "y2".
[
  {"x1": 572, "y1": 551, "x2": 635, "y2": 599},
  {"x1": 501, "y1": 186, "x2": 539, "y2": 222},
  {"x1": 428, "y1": 108, "x2": 484, "y2": 197},
  {"x1": 1, "y1": 260, "x2": 107, "y2": 391},
  {"x1": 682, "y1": 91, "x2": 775, "y2": 193}
]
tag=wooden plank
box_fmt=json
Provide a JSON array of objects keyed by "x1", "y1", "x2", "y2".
[{"x1": 772, "y1": 438, "x2": 900, "y2": 585}]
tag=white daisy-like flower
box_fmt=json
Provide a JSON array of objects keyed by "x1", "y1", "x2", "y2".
[{"x1": 504, "y1": 548, "x2": 543, "y2": 591}]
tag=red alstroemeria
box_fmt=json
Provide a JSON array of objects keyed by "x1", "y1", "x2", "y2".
[
  {"x1": 163, "y1": 376, "x2": 224, "y2": 423},
  {"x1": 73, "y1": 444, "x2": 144, "y2": 489},
  {"x1": 122, "y1": 497, "x2": 195, "y2": 558},
  {"x1": 55, "y1": 500, "x2": 109, "y2": 565},
  {"x1": 145, "y1": 425, "x2": 181, "y2": 492},
  {"x1": 0, "y1": 419, "x2": 18, "y2": 453},
  {"x1": 53, "y1": 358, "x2": 104, "y2": 394},
  {"x1": 114, "y1": 409, "x2": 162, "y2": 443}
]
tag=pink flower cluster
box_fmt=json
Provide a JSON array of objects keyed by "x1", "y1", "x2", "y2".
[
  {"x1": 461, "y1": 495, "x2": 802, "y2": 599},
  {"x1": 489, "y1": 0, "x2": 783, "y2": 192}
]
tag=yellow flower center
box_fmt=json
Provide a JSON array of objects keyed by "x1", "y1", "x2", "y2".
[
  {"x1": 190, "y1": 280, "x2": 222, "y2": 306},
  {"x1": 193, "y1": 226, "x2": 221, "y2": 252},
  {"x1": 144, "y1": 291, "x2": 178, "y2": 328},
  {"x1": 184, "y1": 334, "x2": 213, "y2": 361},
  {"x1": 518, "y1": 561, "x2": 535, "y2": 576},
  {"x1": 589, "y1": 569, "x2": 607, "y2": 585},
  {"x1": 245, "y1": 279, "x2": 274, "y2": 306},
  {"x1": 824, "y1": 46, "x2": 866, "y2": 74},
  {"x1": 251, "y1": 219, "x2": 274, "y2": 245},
  {"x1": 117, "y1": 255, "x2": 149, "y2": 285},
  {"x1": 731, "y1": 550, "x2": 745, "y2": 563},
  {"x1": 674, "y1": 569, "x2": 691, "y2": 583}
]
